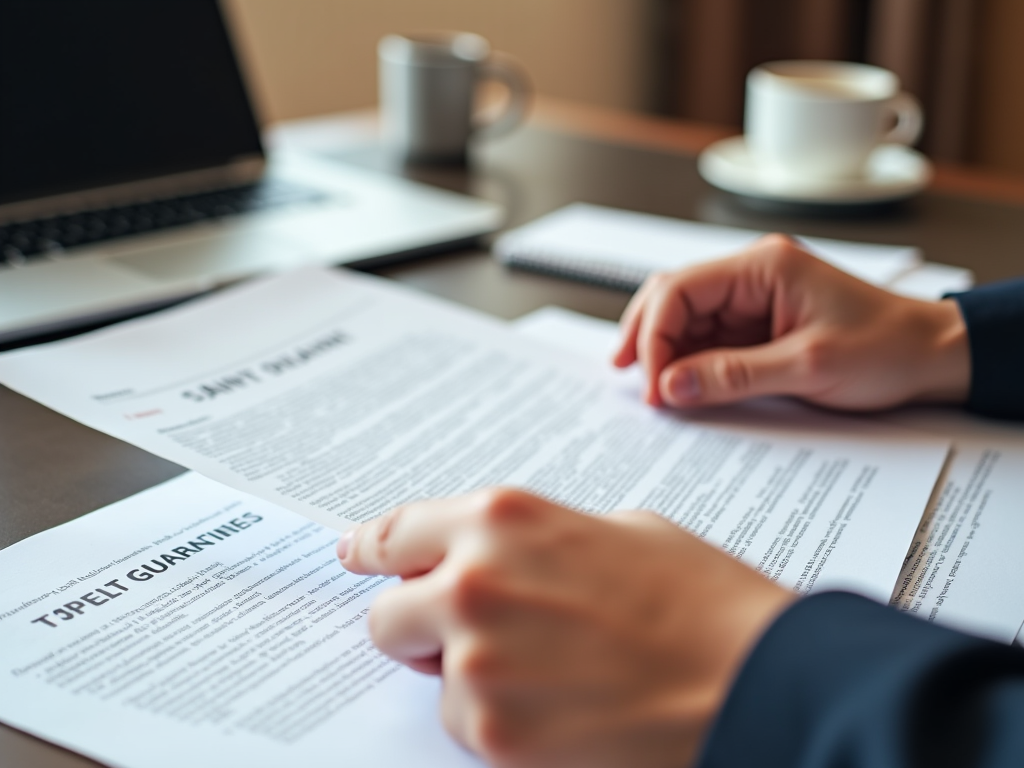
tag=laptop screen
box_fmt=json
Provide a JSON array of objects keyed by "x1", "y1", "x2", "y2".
[{"x1": 0, "y1": 0, "x2": 264, "y2": 207}]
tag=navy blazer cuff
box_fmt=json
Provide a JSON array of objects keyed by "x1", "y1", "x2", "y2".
[
  {"x1": 952, "y1": 279, "x2": 1024, "y2": 419},
  {"x1": 697, "y1": 592, "x2": 1024, "y2": 768}
]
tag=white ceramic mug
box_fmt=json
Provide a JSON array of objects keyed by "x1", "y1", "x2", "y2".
[
  {"x1": 745, "y1": 60, "x2": 923, "y2": 186},
  {"x1": 379, "y1": 32, "x2": 531, "y2": 164}
]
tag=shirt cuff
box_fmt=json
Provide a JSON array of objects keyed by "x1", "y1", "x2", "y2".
[
  {"x1": 696, "y1": 592, "x2": 1019, "y2": 768},
  {"x1": 952, "y1": 280, "x2": 1024, "y2": 419}
]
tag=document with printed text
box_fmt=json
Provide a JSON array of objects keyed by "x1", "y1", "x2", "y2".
[
  {"x1": 0, "y1": 267, "x2": 949, "y2": 600},
  {"x1": 882, "y1": 410, "x2": 1024, "y2": 644},
  {"x1": 515, "y1": 306, "x2": 1024, "y2": 644},
  {"x1": 0, "y1": 472, "x2": 477, "y2": 768}
]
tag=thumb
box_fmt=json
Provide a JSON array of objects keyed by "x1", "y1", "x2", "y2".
[{"x1": 659, "y1": 335, "x2": 813, "y2": 407}]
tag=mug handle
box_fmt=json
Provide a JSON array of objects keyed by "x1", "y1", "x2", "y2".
[
  {"x1": 475, "y1": 51, "x2": 532, "y2": 139},
  {"x1": 882, "y1": 91, "x2": 924, "y2": 146}
]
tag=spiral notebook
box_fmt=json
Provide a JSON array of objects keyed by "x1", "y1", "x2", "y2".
[{"x1": 494, "y1": 204, "x2": 973, "y2": 299}]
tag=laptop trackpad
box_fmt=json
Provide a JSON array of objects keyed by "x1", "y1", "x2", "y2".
[{"x1": 110, "y1": 229, "x2": 308, "y2": 282}]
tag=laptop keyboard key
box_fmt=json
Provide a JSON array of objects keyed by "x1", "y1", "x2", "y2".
[{"x1": 0, "y1": 180, "x2": 326, "y2": 257}]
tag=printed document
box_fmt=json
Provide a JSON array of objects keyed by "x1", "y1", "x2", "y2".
[
  {"x1": 515, "y1": 306, "x2": 1024, "y2": 644},
  {"x1": 0, "y1": 268, "x2": 949, "y2": 600},
  {"x1": 882, "y1": 409, "x2": 1024, "y2": 644},
  {"x1": 0, "y1": 472, "x2": 477, "y2": 768}
]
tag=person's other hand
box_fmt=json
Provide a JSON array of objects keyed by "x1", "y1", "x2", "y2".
[
  {"x1": 613, "y1": 235, "x2": 970, "y2": 410},
  {"x1": 337, "y1": 489, "x2": 793, "y2": 768}
]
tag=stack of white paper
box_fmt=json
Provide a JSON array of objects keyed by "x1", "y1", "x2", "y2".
[{"x1": 0, "y1": 268, "x2": 962, "y2": 768}]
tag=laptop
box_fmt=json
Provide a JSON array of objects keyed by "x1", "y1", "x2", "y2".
[{"x1": 0, "y1": 0, "x2": 503, "y2": 344}]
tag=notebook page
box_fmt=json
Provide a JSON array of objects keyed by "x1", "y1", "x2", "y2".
[{"x1": 494, "y1": 203, "x2": 921, "y2": 286}]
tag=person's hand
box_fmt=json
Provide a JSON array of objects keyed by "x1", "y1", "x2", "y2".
[
  {"x1": 337, "y1": 488, "x2": 794, "y2": 768},
  {"x1": 613, "y1": 235, "x2": 971, "y2": 411}
]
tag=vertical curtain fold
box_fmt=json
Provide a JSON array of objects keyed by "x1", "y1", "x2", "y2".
[{"x1": 665, "y1": 0, "x2": 979, "y2": 162}]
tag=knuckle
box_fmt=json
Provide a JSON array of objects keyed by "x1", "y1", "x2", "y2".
[
  {"x1": 472, "y1": 487, "x2": 536, "y2": 526},
  {"x1": 442, "y1": 699, "x2": 520, "y2": 765},
  {"x1": 449, "y1": 642, "x2": 500, "y2": 686},
  {"x1": 798, "y1": 337, "x2": 834, "y2": 378},
  {"x1": 760, "y1": 234, "x2": 811, "y2": 272},
  {"x1": 712, "y1": 354, "x2": 753, "y2": 394},
  {"x1": 473, "y1": 710, "x2": 524, "y2": 765},
  {"x1": 760, "y1": 232, "x2": 795, "y2": 251},
  {"x1": 370, "y1": 506, "x2": 406, "y2": 565},
  {"x1": 449, "y1": 564, "x2": 503, "y2": 622}
]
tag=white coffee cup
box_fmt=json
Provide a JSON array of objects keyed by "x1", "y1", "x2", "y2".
[
  {"x1": 745, "y1": 60, "x2": 923, "y2": 186},
  {"x1": 379, "y1": 32, "x2": 531, "y2": 164}
]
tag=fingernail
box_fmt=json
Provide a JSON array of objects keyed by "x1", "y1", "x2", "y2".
[
  {"x1": 337, "y1": 529, "x2": 355, "y2": 561},
  {"x1": 669, "y1": 369, "x2": 701, "y2": 403}
]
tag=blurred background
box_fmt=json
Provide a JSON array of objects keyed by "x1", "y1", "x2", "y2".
[{"x1": 223, "y1": 0, "x2": 1023, "y2": 174}]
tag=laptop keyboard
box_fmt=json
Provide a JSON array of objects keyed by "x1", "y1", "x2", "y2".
[{"x1": 0, "y1": 180, "x2": 328, "y2": 265}]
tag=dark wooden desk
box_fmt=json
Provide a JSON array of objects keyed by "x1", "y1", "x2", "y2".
[{"x1": 3, "y1": 100, "x2": 1024, "y2": 766}]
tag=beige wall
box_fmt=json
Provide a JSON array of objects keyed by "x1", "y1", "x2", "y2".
[
  {"x1": 223, "y1": 0, "x2": 654, "y2": 125},
  {"x1": 972, "y1": 0, "x2": 1024, "y2": 175},
  {"x1": 224, "y1": 0, "x2": 1024, "y2": 177}
]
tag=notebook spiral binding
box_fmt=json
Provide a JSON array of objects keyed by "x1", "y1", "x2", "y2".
[{"x1": 496, "y1": 247, "x2": 650, "y2": 293}]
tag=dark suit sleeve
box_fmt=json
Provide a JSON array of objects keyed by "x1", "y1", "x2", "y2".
[
  {"x1": 697, "y1": 592, "x2": 1024, "y2": 768},
  {"x1": 952, "y1": 279, "x2": 1024, "y2": 419}
]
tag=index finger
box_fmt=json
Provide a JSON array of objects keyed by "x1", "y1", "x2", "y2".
[
  {"x1": 338, "y1": 494, "x2": 476, "y2": 578},
  {"x1": 612, "y1": 277, "x2": 659, "y2": 368},
  {"x1": 633, "y1": 255, "x2": 765, "y2": 404},
  {"x1": 636, "y1": 279, "x2": 690, "y2": 406}
]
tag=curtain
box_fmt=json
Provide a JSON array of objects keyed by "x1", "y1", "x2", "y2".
[{"x1": 662, "y1": 0, "x2": 979, "y2": 162}]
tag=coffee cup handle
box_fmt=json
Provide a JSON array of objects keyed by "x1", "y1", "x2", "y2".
[
  {"x1": 882, "y1": 91, "x2": 924, "y2": 146},
  {"x1": 475, "y1": 52, "x2": 532, "y2": 139}
]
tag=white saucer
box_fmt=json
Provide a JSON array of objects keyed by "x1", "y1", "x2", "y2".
[{"x1": 697, "y1": 136, "x2": 933, "y2": 205}]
